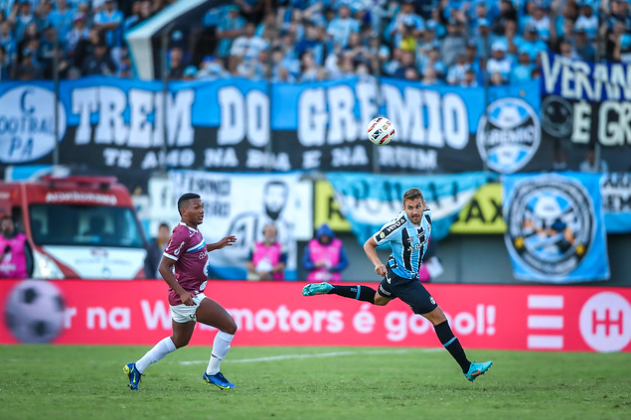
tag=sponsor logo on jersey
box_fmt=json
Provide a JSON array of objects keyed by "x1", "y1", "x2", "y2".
[
  {"x1": 379, "y1": 215, "x2": 407, "y2": 239},
  {"x1": 476, "y1": 98, "x2": 541, "y2": 174},
  {"x1": 505, "y1": 175, "x2": 595, "y2": 276}
]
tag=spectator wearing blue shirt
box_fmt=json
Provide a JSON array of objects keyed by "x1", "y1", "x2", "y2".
[
  {"x1": 516, "y1": 24, "x2": 547, "y2": 61},
  {"x1": 469, "y1": 1, "x2": 491, "y2": 34},
  {"x1": 93, "y1": 0, "x2": 123, "y2": 48},
  {"x1": 419, "y1": 47, "x2": 446, "y2": 80},
  {"x1": 216, "y1": 5, "x2": 245, "y2": 60},
  {"x1": 572, "y1": 26, "x2": 595, "y2": 61},
  {"x1": 492, "y1": 19, "x2": 521, "y2": 61},
  {"x1": 48, "y1": 0, "x2": 74, "y2": 42},
  {"x1": 0, "y1": 20, "x2": 17, "y2": 60},
  {"x1": 327, "y1": 5, "x2": 359, "y2": 47},
  {"x1": 558, "y1": 39, "x2": 579, "y2": 59},
  {"x1": 12, "y1": 1, "x2": 36, "y2": 41},
  {"x1": 469, "y1": 18, "x2": 493, "y2": 58},
  {"x1": 461, "y1": 68, "x2": 478, "y2": 86},
  {"x1": 574, "y1": 2, "x2": 598, "y2": 40},
  {"x1": 520, "y1": 2, "x2": 551, "y2": 41},
  {"x1": 510, "y1": 49, "x2": 534, "y2": 83},
  {"x1": 446, "y1": 53, "x2": 470, "y2": 85},
  {"x1": 486, "y1": 41, "x2": 512, "y2": 83}
]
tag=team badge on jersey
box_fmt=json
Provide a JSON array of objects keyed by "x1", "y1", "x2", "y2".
[{"x1": 505, "y1": 175, "x2": 595, "y2": 277}]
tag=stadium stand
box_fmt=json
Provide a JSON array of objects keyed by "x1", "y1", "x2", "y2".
[{"x1": 0, "y1": 0, "x2": 629, "y2": 82}]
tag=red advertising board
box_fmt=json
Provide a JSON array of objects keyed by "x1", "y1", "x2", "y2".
[{"x1": 1, "y1": 280, "x2": 630, "y2": 353}]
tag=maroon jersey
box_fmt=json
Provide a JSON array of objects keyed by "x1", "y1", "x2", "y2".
[{"x1": 163, "y1": 222, "x2": 209, "y2": 305}]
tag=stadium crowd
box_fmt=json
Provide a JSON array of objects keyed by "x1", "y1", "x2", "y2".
[{"x1": 0, "y1": 0, "x2": 630, "y2": 83}]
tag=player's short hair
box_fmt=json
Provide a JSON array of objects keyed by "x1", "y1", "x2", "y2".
[
  {"x1": 177, "y1": 193, "x2": 201, "y2": 217},
  {"x1": 403, "y1": 188, "x2": 424, "y2": 203},
  {"x1": 158, "y1": 222, "x2": 170, "y2": 230}
]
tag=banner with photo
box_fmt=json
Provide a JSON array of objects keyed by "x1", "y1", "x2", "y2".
[
  {"x1": 326, "y1": 172, "x2": 490, "y2": 245},
  {"x1": 169, "y1": 170, "x2": 301, "y2": 280},
  {"x1": 0, "y1": 76, "x2": 546, "y2": 174},
  {"x1": 540, "y1": 52, "x2": 631, "y2": 171},
  {"x1": 502, "y1": 172, "x2": 609, "y2": 283}
]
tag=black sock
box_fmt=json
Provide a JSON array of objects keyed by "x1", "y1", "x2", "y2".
[
  {"x1": 434, "y1": 321, "x2": 471, "y2": 373},
  {"x1": 330, "y1": 285, "x2": 376, "y2": 303}
]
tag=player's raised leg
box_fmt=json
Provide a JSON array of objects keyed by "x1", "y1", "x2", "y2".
[
  {"x1": 423, "y1": 306, "x2": 493, "y2": 382},
  {"x1": 302, "y1": 283, "x2": 389, "y2": 304},
  {"x1": 124, "y1": 321, "x2": 195, "y2": 391},
  {"x1": 196, "y1": 297, "x2": 238, "y2": 390}
]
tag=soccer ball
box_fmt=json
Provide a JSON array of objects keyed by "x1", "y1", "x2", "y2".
[
  {"x1": 367, "y1": 117, "x2": 395, "y2": 145},
  {"x1": 4, "y1": 279, "x2": 66, "y2": 343}
]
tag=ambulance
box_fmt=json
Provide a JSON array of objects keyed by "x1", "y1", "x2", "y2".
[{"x1": 0, "y1": 176, "x2": 148, "y2": 279}]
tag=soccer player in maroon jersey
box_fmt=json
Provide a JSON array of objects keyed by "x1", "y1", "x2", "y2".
[{"x1": 124, "y1": 193, "x2": 239, "y2": 391}]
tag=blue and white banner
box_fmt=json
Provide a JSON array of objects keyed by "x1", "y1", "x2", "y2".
[
  {"x1": 602, "y1": 173, "x2": 631, "y2": 233},
  {"x1": 0, "y1": 76, "x2": 274, "y2": 171},
  {"x1": 540, "y1": 51, "x2": 631, "y2": 102},
  {"x1": 327, "y1": 172, "x2": 491, "y2": 245},
  {"x1": 273, "y1": 77, "x2": 544, "y2": 174},
  {"x1": 0, "y1": 76, "x2": 546, "y2": 173},
  {"x1": 169, "y1": 170, "x2": 301, "y2": 280},
  {"x1": 503, "y1": 172, "x2": 610, "y2": 283},
  {"x1": 540, "y1": 52, "x2": 631, "y2": 166}
]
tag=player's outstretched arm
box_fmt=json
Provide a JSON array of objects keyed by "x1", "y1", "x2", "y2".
[
  {"x1": 363, "y1": 236, "x2": 386, "y2": 277},
  {"x1": 207, "y1": 236, "x2": 238, "y2": 251}
]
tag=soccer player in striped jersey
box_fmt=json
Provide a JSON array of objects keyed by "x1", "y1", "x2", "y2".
[
  {"x1": 124, "y1": 193, "x2": 239, "y2": 391},
  {"x1": 303, "y1": 188, "x2": 493, "y2": 382}
]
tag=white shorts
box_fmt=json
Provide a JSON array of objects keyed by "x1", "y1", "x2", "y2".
[{"x1": 170, "y1": 293, "x2": 207, "y2": 323}]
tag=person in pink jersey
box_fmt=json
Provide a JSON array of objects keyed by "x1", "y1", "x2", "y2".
[
  {"x1": 246, "y1": 223, "x2": 287, "y2": 281},
  {"x1": 124, "y1": 193, "x2": 238, "y2": 391},
  {"x1": 302, "y1": 224, "x2": 348, "y2": 282},
  {"x1": 0, "y1": 215, "x2": 29, "y2": 279}
]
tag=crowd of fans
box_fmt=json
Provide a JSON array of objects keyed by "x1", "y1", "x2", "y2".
[{"x1": 0, "y1": 0, "x2": 630, "y2": 84}]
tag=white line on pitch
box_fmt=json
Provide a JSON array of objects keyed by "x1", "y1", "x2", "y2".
[{"x1": 178, "y1": 348, "x2": 441, "y2": 365}]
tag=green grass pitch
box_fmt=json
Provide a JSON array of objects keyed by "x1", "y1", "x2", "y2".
[{"x1": 1, "y1": 345, "x2": 630, "y2": 419}]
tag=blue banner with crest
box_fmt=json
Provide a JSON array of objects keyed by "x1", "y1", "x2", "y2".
[{"x1": 503, "y1": 172, "x2": 609, "y2": 283}]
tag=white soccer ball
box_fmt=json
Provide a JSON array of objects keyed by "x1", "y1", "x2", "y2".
[
  {"x1": 367, "y1": 117, "x2": 395, "y2": 145},
  {"x1": 4, "y1": 279, "x2": 66, "y2": 343}
]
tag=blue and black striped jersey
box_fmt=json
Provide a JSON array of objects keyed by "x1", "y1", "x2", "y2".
[{"x1": 373, "y1": 209, "x2": 432, "y2": 280}]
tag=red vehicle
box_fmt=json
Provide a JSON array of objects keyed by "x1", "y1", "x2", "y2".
[{"x1": 0, "y1": 176, "x2": 147, "y2": 279}]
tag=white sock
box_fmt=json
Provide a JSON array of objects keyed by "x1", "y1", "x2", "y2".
[
  {"x1": 136, "y1": 337, "x2": 177, "y2": 374},
  {"x1": 206, "y1": 331, "x2": 234, "y2": 375}
]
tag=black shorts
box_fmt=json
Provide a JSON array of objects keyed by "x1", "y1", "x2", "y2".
[{"x1": 377, "y1": 267, "x2": 438, "y2": 315}]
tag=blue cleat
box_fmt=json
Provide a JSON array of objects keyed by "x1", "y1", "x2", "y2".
[
  {"x1": 123, "y1": 362, "x2": 142, "y2": 391},
  {"x1": 465, "y1": 360, "x2": 493, "y2": 382},
  {"x1": 302, "y1": 282, "x2": 333, "y2": 297},
  {"x1": 203, "y1": 372, "x2": 235, "y2": 390}
]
